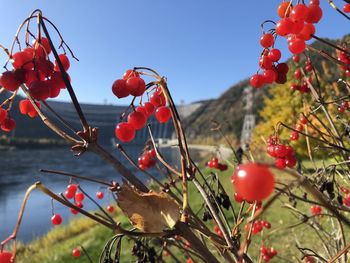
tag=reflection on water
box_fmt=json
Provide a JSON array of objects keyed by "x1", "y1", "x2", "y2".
[{"x1": 0, "y1": 145, "x2": 179, "y2": 243}]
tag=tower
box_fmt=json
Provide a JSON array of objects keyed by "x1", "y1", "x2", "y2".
[{"x1": 240, "y1": 86, "x2": 255, "y2": 149}]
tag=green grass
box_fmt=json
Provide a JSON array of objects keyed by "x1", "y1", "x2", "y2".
[{"x1": 14, "y1": 162, "x2": 350, "y2": 262}]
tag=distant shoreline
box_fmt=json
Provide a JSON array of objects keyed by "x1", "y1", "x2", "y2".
[{"x1": 0, "y1": 137, "x2": 69, "y2": 150}]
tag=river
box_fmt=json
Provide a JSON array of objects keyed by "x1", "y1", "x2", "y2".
[{"x1": 0, "y1": 145, "x2": 178, "y2": 243}]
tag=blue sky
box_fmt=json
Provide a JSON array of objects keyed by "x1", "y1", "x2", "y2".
[{"x1": 0, "y1": 0, "x2": 348, "y2": 105}]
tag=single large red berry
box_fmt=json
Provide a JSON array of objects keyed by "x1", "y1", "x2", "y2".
[
  {"x1": 128, "y1": 111, "x2": 147, "y2": 130},
  {"x1": 260, "y1": 34, "x2": 275, "y2": 48},
  {"x1": 75, "y1": 192, "x2": 85, "y2": 202},
  {"x1": 250, "y1": 74, "x2": 264, "y2": 88},
  {"x1": 298, "y1": 23, "x2": 315, "y2": 41},
  {"x1": 267, "y1": 48, "x2": 281, "y2": 62},
  {"x1": 51, "y1": 214, "x2": 63, "y2": 225},
  {"x1": 343, "y1": 3, "x2": 350, "y2": 13},
  {"x1": 72, "y1": 248, "x2": 81, "y2": 258},
  {"x1": 0, "y1": 250, "x2": 13, "y2": 263},
  {"x1": 155, "y1": 106, "x2": 172, "y2": 123},
  {"x1": 112, "y1": 79, "x2": 130, "y2": 98},
  {"x1": 126, "y1": 77, "x2": 146, "y2": 97},
  {"x1": 288, "y1": 38, "x2": 306, "y2": 54},
  {"x1": 35, "y1": 57, "x2": 54, "y2": 77},
  {"x1": 232, "y1": 163, "x2": 275, "y2": 201},
  {"x1": 306, "y1": 4, "x2": 322, "y2": 23},
  {"x1": 54, "y1": 54, "x2": 70, "y2": 72},
  {"x1": 0, "y1": 71, "x2": 22, "y2": 91},
  {"x1": 11, "y1": 50, "x2": 34, "y2": 70},
  {"x1": 0, "y1": 108, "x2": 8, "y2": 123},
  {"x1": 115, "y1": 122, "x2": 135, "y2": 142},
  {"x1": 29, "y1": 80, "x2": 50, "y2": 100},
  {"x1": 277, "y1": 2, "x2": 292, "y2": 18},
  {"x1": 291, "y1": 4, "x2": 309, "y2": 22},
  {"x1": 107, "y1": 205, "x2": 115, "y2": 213},
  {"x1": 142, "y1": 102, "x2": 155, "y2": 117},
  {"x1": 1, "y1": 118, "x2": 16, "y2": 132},
  {"x1": 276, "y1": 63, "x2": 289, "y2": 74},
  {"x1": 19, "y1": 99, "x2": 40, "y2": 118},
  {"x1": 96, "y1": 191, "x2": 104, "y2": 199},
  {"x1": 150, "y1": 92, "x2": 166, "y2": 107},
  {"x1": 263, "y1": 70, "x2": 277, "y2": 84},
  {"x1": 276, "y1": 18, "x2": 293, "y2": 36}
]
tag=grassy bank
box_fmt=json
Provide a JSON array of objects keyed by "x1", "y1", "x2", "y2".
[{"x1": 15, "y1": 164, "x2": 349, "y2": 262}]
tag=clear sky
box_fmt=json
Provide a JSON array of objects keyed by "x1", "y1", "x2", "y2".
[{"x1": 0, "y1": 0, "x2": 348, "y2": 105}]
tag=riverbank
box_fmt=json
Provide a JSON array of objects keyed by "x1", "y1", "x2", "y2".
[{"x1": 0, "y1": 137, "x2": 68, "y2": 150}]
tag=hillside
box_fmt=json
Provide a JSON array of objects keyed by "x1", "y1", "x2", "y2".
[{"x1": 183, "y1": 34, "x2": 350, "y2": 142}]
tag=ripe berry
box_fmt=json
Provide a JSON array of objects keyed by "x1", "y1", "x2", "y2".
[
  {"x1": 250, "y1": 74, "x2": 264, "y2": 88},
  {"x1": 75, "y1": 192, "x2": 85, "y2": 202},
  {"x1": 277, "y1": 2, "x2": 292, "y2": 18},
  {"x1": 96, "y1": 191, "x2": 104, "y2": 199},
  {"x1": 155, "y1": 106, "x2": 172, "y2": 123},
  {"x1": 276, "y1": 18, "x2": 293, "y2": 36},
  {"x1": 234, "y1": 192, "x2": 244, "y2": 203},
  {"x1": 143, "y1": 102, "x2": 155, "y2": 116},
  {"x1": 112, "y1": 79, "x2": 130, "y2": 98},
  {"x1": 33, "y1": 37, "x2": 52, "y2": 55},
  {"x1": 11, "y1": 50, "x2": 33, "y2": 70},
  {"x1": 275, "y1": 158, "x2": 286, "y2": 169},
  {"x1": 0, "y1": 71, "x2": 22, "y2": 91},
  {"x1": 343, "y1": 3, "x2": 350, "y2": 13},
  {"x1": 123, "y1": 69, "x2": 139, "y2": 80},
  {"x1": 72, "y1": 248, "x2": 81, "y2": 258},
  {"x1": 19, "y1": 99, "x2": 40, "y2": 118},
  {"x1": 232, "y1": 163, "x2": 275, "y2": 201},
  {"x1": 107, "y1": 205, "x2": 115, "y2": 213},
  {"x1": 288, "y1": 38, "x2": 306, "y2": 54},
  {"x1": 310, "y1": 205, "x2": 322, "y2": 215},
  {"x1": 54, "y1": 54, "x2": 70, "y2": 72},
  {"x1": 0, "y1": 250, "x2": 13, "y2": 263},
  {"x1": 51, "y1": 214, "x2": 63, "y2": 225},
  {"x1": 293, "y1": 54, "x2": 300, "y2": 63},
  {"x1": 0, "y1": 108, "x2": 8, "y2": 123},
  {"x1": 291, "y1": 4, "x2": 309, "y2": 22},
  {"x1": 150, "y1": 92, "x2": 166, "y2": 107},
  {"x1": 294, "y1": 69, "x2": 302, "y2": 79},
  {"x1": 115, "y1": 122, "x2": 135, "y2": 142},
  {"x1": 126, "y1": 77, "x2": 146, "y2": 97},
  {"x1": 67, "y1": 184, "x2": 78, "y2": 194},
  {"x1": 260, "y1": 34, "x2": 275, "y2": 48},
  {"x1": 291, "y1": 20, "x2": 305, "y2": 34},
  {"x1": 128, "y1": 111, "x2": 147, "y2": 130},
  {"x1": 290, "y1": 131, "x2": 299, "y2": 141},
  {"x1": 267, "y1": 48, "x2": 281, "y2": 62},
  {"x1": 306, "y1": 4, "x2": 322, "y2": 23},
  {"x1": 29, "y1": 80, "x2": 50, "y2": 101},
  {"x1": 298, "y1": 23, "x2": 315, "y2": 41},
  {"x1": 1, "y1": 118, "x2": 16, "y2": 132},
  {"x1": 276, "y1": 63, "x2": 289, "y2": 74}
]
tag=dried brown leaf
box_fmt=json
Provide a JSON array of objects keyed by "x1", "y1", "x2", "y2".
[{"x1": 117, "y1": 184, "x2": 180, "y2": 233}]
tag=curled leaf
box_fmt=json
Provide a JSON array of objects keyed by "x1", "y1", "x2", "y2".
[{"x1": 117, "y1": 184, "x2": 180, "y2": 233}]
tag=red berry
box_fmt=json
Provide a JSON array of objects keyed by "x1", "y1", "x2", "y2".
[
  {"x1": 250, "y1": 74, "x2": 264, "y2": 88},
  {"x1": 294, "y1": 69, "x2": 302, "y2": 79},
  {"x1": 50, "y1": 71, "x2": 67, "y2": 89},
  {"x1": 277, "y1": 2, "x2": 292, "y2": 18},
  {"x1": 285, "y1": 156, "x2": 297, "y2": 167},
  {"x1": 268, "y1": 48, "x2": 281, "y2": 62},
  {"x1": 143, "y1": 102, "x2": 155, "y2": 116},
  {"x1": 306, "y1": 4, "x2": 322, "y2": 23},
  {"x1": 343, "y1": 3, "x2": 350, "y2": 13},
  {"x1": 112, "y1": 79, "x2": 129, "y2": 98},
  {"x1": 67, "y1": 184, "x2": 78, "y2": 194},
  {"x1": 276, "y1": 18, "x2": 293, "y2": 36},
  {"x1": 290, "y1": 131, "x2": 299, "y2": 141},
  {"x1": 259, "y1": 56, "x2": 273, "y2": 70},
  {"x1": 75, "y1": 192, "x2": 85, "y2": 202},
  {"x1": 275, "y1": 158, "x2": 287, "y2": 169},
  {"x1": 72, "y1": 248, "x2": 81, "y2": 258},
  {"x1": 309, "y1": 0, "x2": 319, "y2": 5},
  {"x1": 260, "y1": 34, "x2": 275, "y2": 48},
  {"x1": 291, "y1": 20, "x2": 305, "y2": 34},
  {"x1": 291, "y1": 4, "x2": 309, "y2": 22},
  {"x1": 0, "y1": 71, "x2": 22, "y2": 91},
  {"x1": 107, "y1": 205, "x2": 115, "y2": 213},
  {"x1": 96, "y1": 191, "x2": 104, "y2": 199},
  {"x1": 54, "y1": 54, "x2": 70, "y2": 72},
  {"x1": 232, "y1": 163, "x2": 275, "y2": 201},
  {"x1": 11, "y1": 50, "x2": 33, "y2": 70},
  {"x1": 19, "y1": 99, "x2": 40, "y2": 118},
  {"x1": 33, "y1": 37, "x2": 51, "y2": 55},
  {"x1": 128, "y1": 111, "x2": 147, "y2": 130},
  {"x1": 0, "y1": 108, "x2": 8, "y2": 123},
  {"x1": 123, "y1": 69, "x2": 139, "y2": 80},
  {"x1": 1, "y1": 118, "x2": 16, "y2": 132},
  {"x1": 150, "y1": 92, "x2": 166, "y2": 107},
  {"x1": 276, "y1": 63, "x2": 289, "y2": 74},
  {"x1": 0, "y1": 251, "x2": 13, "y2": 263},
  {"x1": 115, "y1": 122, "x2": 135, "y2": 142},
  {"x1": 51, "y1": 214, "x2": 63, "y2": 225},
  {"x1": 155, "y1": 106, "x2": 172, "y2": 123},
  {"x1": 65, "y1": 190, "x2": 75, "y2": 199},
  {"x1": 29, "y1": 80, "x2": 50, "y2": 101},
  {"x1": 293, "y1": 55, "x2": 300, "y2": 63},
  {"x1": 126, "y1": 77, "x2": 146, "y2": 97},
  {"x1": 288, "y1": 38, "x2": 306, "y2": 54},
  {"x1": 298, "y1": 23, "x2": 315, "y2": 41}
]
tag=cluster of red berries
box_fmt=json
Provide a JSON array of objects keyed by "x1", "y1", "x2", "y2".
[
  {"x1": 19, "y1": 99, "x2": 41, "y2": 118},
  {"x1": 0, "y1": 250, "x2": 13, "y2": 263},
  {"x1": 206, "y1": 157, "x2": 228, "y2": 171},
  {"x1": 310, "y1": 205, "x2": 322, "y2": 216},
  {"x1": 251, "y1": 0, "x2": 323, "y2": 89},
  {"x1": 340, "y1": 186, "x2": 350, "y2": 206},
  {"x1": 246, "y1": 220, "x2": 272, "y2": 235},
  {"x1": 0, "y1": 107, "x2": 15, "y2": 132},
  {"x1": 266, "y1": 136, "x2": 297, "y2": 169},
  {"x1": 113, "y1": 70, "x2": 172, "y2": 143},
  {"x1": 290, "y1": 114, "x2": 308, "y2": 141},
  {"x1": 0, "y1": 37, "x2": 70, "y2": 133},
  {"x1": 138, "y1": 148, "x2": 157, "y2": 170},
  {"x1": 337, "y1": 50, "x2": 350, "y2": 76},
  {"x1": 337, "y1": 101, "x2": 349, "y2": 113},
  {"x1": 290, "y1": 58, "x2": 314, "y2": 93},
  {"x1": 63, "y1": 184, "x2": 85, "y2": 215},
  {"x1": 260, "y1": 246, "x2": 277, "y2": 262}
]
